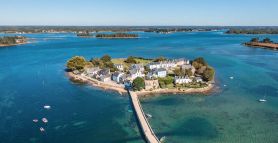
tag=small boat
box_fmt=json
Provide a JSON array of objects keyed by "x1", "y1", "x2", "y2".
[
  {"x1": 33, "y1": 119, "x2": 38, "y2": 123},
  {"x1": 224, "y1": 84, "x2": 227, "y2": 87},
  {"x1": 258, "y1": 99, "x2": 267, "y2": 102},
  {"x1": 258, "y1": 96, "x2": 267, "y2": 102},
  {"x1": 40, "y1": 127, "x2": 45, "y2": 132},
  {"x1": 160, "y1": 136, "x2": 166, "y2": 142},
  {"x1": 229, "y1": 76, "x2": 234, "y2": 80},
  {"x1": 146, "y1": 113, "x2": 152, "y2": 118},
  {"x1": 44, "y1": 105, "x2": 51, "y2": 110},
  {"x1": 42, "y1": 118, "x2": 48, "y2": 123}
]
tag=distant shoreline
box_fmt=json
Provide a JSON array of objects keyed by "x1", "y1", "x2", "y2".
[
  {"x1": 96, "y1": 37, "x2": 139, "y2": 39},
  {"x1": 67, "y1": 71, "x2": 214, "y2": 96}
]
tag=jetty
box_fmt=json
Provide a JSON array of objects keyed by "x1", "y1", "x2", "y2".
[{"x1": 128, "y1": 90, "x2": 161, "y2": 143}]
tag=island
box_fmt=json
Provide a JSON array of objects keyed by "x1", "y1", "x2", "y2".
[
  {"x1": 65, "y1": 55, "x2": 215, "y2": 95},
  {"x1": 95, "y1": 33, "x2": 138, "y2": 39},
  {"x1": 76, "y1": 31, "x2": 92, "y2": 37},
  {"x1": 0, "y1": 36, "x2": 27, "y2": 47},
  {"x1": 226, "y1": 28, "x2": 278, "y2": 34},
  {"x1": 244, "y1": 38, "x2": 278, "y2": 50}
]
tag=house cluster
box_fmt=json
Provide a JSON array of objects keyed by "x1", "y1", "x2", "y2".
[
  {"x1": 146, "y1": 59, "x2": 189, "y2": 70},
  {"x1": 81, "y1": 58, "x2": 204, "y2": 90}
]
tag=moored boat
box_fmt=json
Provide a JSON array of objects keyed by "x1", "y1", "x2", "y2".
[{"x1": 42, "y1": 118, "x2": 48, "y2": 123}]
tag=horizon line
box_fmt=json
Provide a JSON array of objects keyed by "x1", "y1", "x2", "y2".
[{"x1": 0, "y1": 25, "x2": 278, "y2": 27}]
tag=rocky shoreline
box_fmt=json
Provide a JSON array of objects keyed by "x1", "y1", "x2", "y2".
[{"x1": 244, "y1": 42, "x2": 278, "y2": 50}]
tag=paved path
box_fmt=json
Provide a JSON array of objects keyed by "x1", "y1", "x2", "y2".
[{"x1": 128, "y1": 91, "x2": 161, "y2": 143}]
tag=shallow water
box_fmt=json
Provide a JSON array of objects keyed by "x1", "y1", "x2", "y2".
[{"x1": 0, "y1": 31, "x2": 277, "y2": 143}]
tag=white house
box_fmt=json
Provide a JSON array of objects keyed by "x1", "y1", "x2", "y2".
[
  {"x1": 130, "y1": 64, "x2": 144, "y2": 72},
  {"x1": 195, "y1": 77, "x2": 203, "y2": 83},
  {"x1": 100, "y1": 75, "x2": 111, "y2": 82},
  {"x1": 147, "y1": 61, "x2": 176, "y2": 70},
  {"x1": 154, "y1": 68, "x2": 167, "y2": 77},
  {"x1": 174, "y1": 58, "x2": 190, "y2": 66},
  {"x1": 84, "y1": 67, "x2": 100, "y2": 77},
  {"x1": 129, "y1": 69, "x2": 145, "y2": 80},
  {"x1": 112, "y1": 72, "x2": 125, "y2": 83},
  {"x1": 114, "y1": 64, "x2": 124, "y2": 71},
  {"x1": 147, "y1": 68, "x2": 167, "y2": 79},
  {"x1": 174, "y1": 76, "x2": 192, "y2": 84}
]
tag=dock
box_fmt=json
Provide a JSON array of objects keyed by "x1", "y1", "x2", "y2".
[{"x1": 128, "y1": 90, "x2": 161, "y2": 143}]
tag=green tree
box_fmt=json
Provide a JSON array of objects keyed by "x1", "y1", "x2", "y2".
[
  {"x1": 132, "y1": 77, "x2": 145, "y2": 91},
  {"x1": 158, "y1": 76, "x2": 174, "y2": 85},
  {"x1": 173, "y1": 68, "x2": 183, "y2": 76},
  {"x1": 185, "y1": 69, "x2": 193, "y2": 76},
  {"x1": 202, "y1": 67, "x2": 215, "y2": 81},
  {"x1": 101, "y1": 54, "x2": 111, "y2": 62},
  {"x1": 125, "y1": 56, "x2": 137, "y2": 64},
  {"x1": 192, "y1": 57, "x2": 208, "y2": 69},
  {"x1": 251, "y1": 37, "x2": 259, "y2": 42},
  {"x1": 153, "y1": 56, "x2": 167, "y2": 62},
  {"x1": 262, "y1": 38, "x2": 272, "y2": 43},
  {"x1": 66, "y1": 56, "x2": 87, "y2": 71}
]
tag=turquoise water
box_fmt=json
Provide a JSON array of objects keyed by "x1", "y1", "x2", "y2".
[{"x1": 0, "y1": 31, "x2": 277, "y2": 143}]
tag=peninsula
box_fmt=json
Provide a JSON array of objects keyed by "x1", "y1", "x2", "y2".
[
  {"x1": 244, "y1": 38, "x2": 278, "y2": 50},
  {"x1": 0, "y1": 36, "x2": 27, "y2": 47},
  {"x1": 66, "y1": 55, "x2": 215, "y2": 95}
]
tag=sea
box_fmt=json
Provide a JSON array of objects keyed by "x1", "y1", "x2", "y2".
[{"x1": 0, "y1": 31, "x2": 277, "y2": 143}]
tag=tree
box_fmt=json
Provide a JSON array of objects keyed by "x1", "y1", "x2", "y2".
[
  {"x1": 91, "y1": 58, "x2": 104, "y2": 67},
  {"x1": 262, "y1": 38, "x2": 272, "y2": 43},
  {"x1": 153, "y1": 56, "x2": 167, "y2": 62},
  {"x1": 192, "y1": 57, "x2": 208, "y2": 69},
  {"x1": 101, "y1": 54, "x2": 111, "y2": 62},
  {"x1": 193, "y1": 57, "x2": 207, "y2": 66},
  {"x1": 158, "y1": 76, "x2": 174, "y2": 86},
  {"x1": 173, "y1": 68, "x2": 183, "y2": 76},
  {"x1": 66, "y1": 56, "x2": 87, "y2": 71},
  {"x1": 185, "y1": 69, "x2": 193, "y2": 76},
  {"x1": 132, "y1": 77, "x2": 145, "y2": 91},
  {"x1": 125, "y1": 56, "x2": 137, "y2": 64},
  {"x1": 202, "y1": 67, "x2": 215, "y2": 81},
  {"x1": 251, "y1": 37, "x2": 259, "y2": 42}
]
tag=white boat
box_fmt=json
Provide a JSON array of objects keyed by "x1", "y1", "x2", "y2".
[
  {"x1": 224, "y1": 84, "x2": 227, "y2": 87},
  {"x1": 258, "y1": 99, "x2": 267, "y2": 102},
  {"x1": 146, "y1": 113, "x2": 152, "y2": 118},
  {"x1": 258, "y1": 96, "x2": 267, "y2": 102},
  {"x1": 229, "y1": 76, "x2": 234, "y2": 80},
  {"x1": 160, "y1": 136, "x2": 166, "y2": 142},
  {"x1": 40, "y1": 127, "x2": 45, "y2": 132},
  {"x1": 44, "y1": 105, "x2": 51, "y2": 110},
  {"x1": 33, "y1": 119, "x2": 38, "y2": 123},
  {"x1": 42, "y1": 118, "x2": 48, "y2": 123}
]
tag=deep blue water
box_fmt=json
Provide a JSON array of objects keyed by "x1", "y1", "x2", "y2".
[{"x1": 0, "y1": 31, "x2": 277, "y2": 143}]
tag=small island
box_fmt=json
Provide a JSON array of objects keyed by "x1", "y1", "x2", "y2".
[
  {"x1": 76, "y1": 31, "x2": 92, "y2": 37},
  {"x1": 0, "y1": 36, "x2": 27, "y2": 47},
  {"x1": 95, "y1": 33, "x2": 138, "y2": 39},
  {"x1": 66, "y1": 55, "x2": 215, "y2": 95},
  {"x1": 244, "y1": 38, "x2": 278, "y2": 50}
]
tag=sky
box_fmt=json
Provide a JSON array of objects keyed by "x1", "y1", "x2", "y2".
[{"x1": 1, "y1": 0, "x2": 278, "y2": 26}]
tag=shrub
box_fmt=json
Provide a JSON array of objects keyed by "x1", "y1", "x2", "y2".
[
  {"x1": 67, "y1": 56, "x2": 87, "y2": 71},
  {"x1": 132, "y1": 77, "x2": 145, "y2": 91}
]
